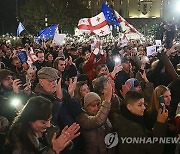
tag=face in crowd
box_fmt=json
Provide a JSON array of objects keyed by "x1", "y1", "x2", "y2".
[
  {"x1": 122, "y1": 61, "x2": 131, "y2": 72},
  {"x1": 37, "y1": 53, "x2": 45, "y2": 63},
  {"x1": 163, "y1": 90, "x2": 171, "y2": 106},
  {"x1": 79, "y1": 83, "x2": 90, "y2": 98},
  {"x1": 47, "y1": 54, "x2": 53, "y2": 62},
  {"x1": 1, "y1": 75, "x2": 14, "y2": 90},
  {"x1": 83, "y1": 50, "x2": 91, "y2": 61},
  {"x1": 127, "y1": 98, "x2": 146, "y2": 116},
  {"x1": 57, "y1": 59, "x2": 66, "y2": 73},
  {"x1": 39, "y1": 78, "x2": 57, "y2": 94},
  {"x1": 98, "y1": 66, "x2": 109, "y2": 76},
  {"x1": 31, "y1": 116, "x2": 52, "y2": 134},
  {"x1": 86, "y1": 100, "x2": 101, "y2": 116},
  {"x1": 13, "y1": 58, "x2": 22, "y2": 68}
]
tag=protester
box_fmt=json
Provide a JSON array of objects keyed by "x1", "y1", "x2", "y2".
[
  {"x1": 112, "y1": 91, "x2": 168, "y2": 154},
  {"x1": 76, "y1": 81, "x2": 113, "y2": 154},
  {"x1": 45, "y1": 52, "x2": 54, "y2": 67},
  {"x1": 32, "y1": 49, "x2": 47, "y2": 71},
  {"x1": 74, "y1": 81, "x2": 90, "y2": 107},
  {"x1": 6, "y1": 96, "x2": 80, "y2": 153},
  {"x1": 115, "y1": 57, "x2": 132, "y2": 98},
  {"x1": 53, "y1": 56, "x2": 78, "y2": 89},
  {"x1": 82, "y1": 41, "x2": 106, "y2": 82},
  {"x1": 34, "y1": 67, "x2": 81, "y2": 127},
  {"x1": 93, "y1": 76, "x2": 122, "y2": 122},
  {"x1": 0, "y1": 69, "x2": 31, "y2": 122},
  {"x1": 0, "y1": 18, "x2": 179, "y2": 153}
]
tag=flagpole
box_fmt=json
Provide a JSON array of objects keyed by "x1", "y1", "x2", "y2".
[{"x1": 16, "y1": 0, "x2": 18, "y2": 19}]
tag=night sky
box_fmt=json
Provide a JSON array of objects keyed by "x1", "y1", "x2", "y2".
[{"x1": 0, "y1": 0, "x2": 18, "y2": 35}]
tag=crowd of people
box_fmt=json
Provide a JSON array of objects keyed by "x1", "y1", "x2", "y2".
[{"x1": 0, "y1": 31, "x2": 179, "y2": 154}]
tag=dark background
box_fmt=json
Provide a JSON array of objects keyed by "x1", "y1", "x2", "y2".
[{"x1": 0, "y1": 0, "x2": 18, "y2": 35}]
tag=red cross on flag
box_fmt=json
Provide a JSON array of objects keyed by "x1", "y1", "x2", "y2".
[
  {"x1": 27, "y1": 49, "x2": 38, "y2": 66},
  {"x1": 78, "y1": 12, "x2": 111, "y2": 36},
  {"x1": 114, "y1": 11, "x2": 139, "y2": 34}
]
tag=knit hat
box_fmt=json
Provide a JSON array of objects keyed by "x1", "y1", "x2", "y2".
[
  {"x1": 0, "y1": 69, "x2": 13, "y2": 82},
  {"x1": 37, "y1": 67, "x2": 59, "y2": 81},
  {"x1": 84, "y1": 92, "x2": 101, "y2": 109},
  {"x1": 125, "y1": 78, "x2": 141, "y2": 91}
]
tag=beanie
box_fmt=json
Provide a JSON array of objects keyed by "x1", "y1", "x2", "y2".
[{"x1": 84, "y1": 92, "x2": 101, "y2": 109}]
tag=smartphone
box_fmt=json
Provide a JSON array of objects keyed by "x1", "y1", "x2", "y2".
[
  {"x1": 114, "y1": 57, "x2": 121, "y2": 65},
  {"x1": 158, "y1": 95, "x2": 165, "y2": 108},
  {"x1": 18, "y1": 74, "x2": 27, "y2": 90}
]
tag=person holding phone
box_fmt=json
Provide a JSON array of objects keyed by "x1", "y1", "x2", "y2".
[
  {"x1": 82, "y1": 41, "x2": 106, "y2": 82},
  {"x1": 148, "y1": 85, "x2": 173, "y2": 124},
  {"x1": 112, "y1": 91, "x2": 168, "y2": 154},
  {"x1": 0, "y1": 69, "x2": 31, "y2": 123},
  {"x1": 148, "y1": 85, "x2": 176, "y2": 154}
]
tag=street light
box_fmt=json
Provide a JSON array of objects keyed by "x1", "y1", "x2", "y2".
[{"x1": 45, "y1": 16, "x2": 48, "y2": 27}]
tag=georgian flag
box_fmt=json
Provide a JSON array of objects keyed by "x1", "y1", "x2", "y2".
[
  {"x1": 78, "y1": 12, "x2": 111, "y2": 36},
  {"x1": 27, "y1": 48, "x2": 37, "y2": 65},
  {"x1": 114, "y1": 11, "x2": 138, "y2": 33}
]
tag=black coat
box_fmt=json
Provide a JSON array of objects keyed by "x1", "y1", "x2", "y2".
[{"x1": 111, "y1": 105, "x2": 167, "y2": 154}]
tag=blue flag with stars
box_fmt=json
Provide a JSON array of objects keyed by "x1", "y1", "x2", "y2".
[
  {"x1": 37, "y1": 25, "x2": 58, "y2": 39},
  {"x1": 101, "y1": 3, "x2": 120, "y2": 27}
]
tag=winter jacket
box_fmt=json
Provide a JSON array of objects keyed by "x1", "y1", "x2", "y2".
[
  {"x1": 76, "y1": 100, "x2": 113, "y2": 154},
  {"x1": 7, "y1": 124, "x2": 62, "y2": 154},
  {"x1": 111, "y1": 105, "x2": 167, "y2": 154},
  {"x1": 34, "y1": 84, "x2": 82, "y2": 128},
  {"x1": 83, "y1": 53, "x2": 106, "y2": 81}
]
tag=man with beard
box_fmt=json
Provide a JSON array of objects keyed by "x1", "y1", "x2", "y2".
[
  {"x1": 33, "y1": 50, "x2": 47, "y2": 71},
  {"x1": 0, "y1": 69, "x2": 31, "y2": 122}
]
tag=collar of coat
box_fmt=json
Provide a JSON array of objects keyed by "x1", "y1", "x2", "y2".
[
  {"x1": 34, "y1": 83, "x2": 55, "y2": 98},
  {"x1": 120, "y1": 104, "x2": 146, "y2": 129}
]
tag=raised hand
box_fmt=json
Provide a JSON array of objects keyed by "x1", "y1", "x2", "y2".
[
  {"x1": 140, "y1": 73, "x2": 149, "y2": 83},
  {"x1": 23, "y1": 82, "x2": 31, "y2": 95},
  {"x1": 157, "y1": 105, "x2": 168, "y2": 124},
  {"x1": 52, "y1": 131, "x2": 71, "y2": 154},
  {"x1": 12, "y1": 79, "x2": 22, "y2": 93},
  {"x1": 104, "y1": 80, "x2": 113, "y2": 103},
  {"x1": 68, "y1": 77, "x2": 77, "y2": 98},
  {"x1": 56, "y1": 78, "x2": 63, "y2": 100},
  {"x1": 63, "y1": 123, "x2": 80, "y2": 141},
  {"x1": 94, "y1": 40, "x2": 101, "y2": 49},
  {"x1": 52, "y1": 123, "x2": 80, "y2": 153},
  {"x1": 111, "y1": 65, "x2": 123, "y2": 78}
]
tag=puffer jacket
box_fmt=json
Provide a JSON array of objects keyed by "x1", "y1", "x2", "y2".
[{"x1": 76, "y1": 100, "x2": 113, "y2": 154}]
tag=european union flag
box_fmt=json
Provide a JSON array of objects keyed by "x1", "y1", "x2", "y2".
[
  {"x1": 101, "y1": 3, "x2": 120, "y2": 27},
  {"x1": 37, "y1": 25, "x2": 58, "y2": 39}
]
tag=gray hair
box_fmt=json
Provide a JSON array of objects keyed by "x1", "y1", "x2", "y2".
[{"x1": 93, "y1": 76, "x2": 109, "y2": 95}]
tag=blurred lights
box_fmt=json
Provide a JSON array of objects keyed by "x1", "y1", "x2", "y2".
[
  {"x1": 11, "y1": 98, "x2": 21, "y2": 108},
  {"x1": 175, "y1": 1, "x2": 180, "y2": 13}
]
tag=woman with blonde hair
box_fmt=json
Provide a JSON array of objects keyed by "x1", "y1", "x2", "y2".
[
  {"x1": 148, "y1": 85, "x2": 176, "y2": 154},
  {"x1": 148, "y1": 85, "x2": 171, "y2": 114}
]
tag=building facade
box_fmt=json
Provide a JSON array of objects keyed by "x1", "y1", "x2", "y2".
[{"x1": 86, "y1": 0, "x2": 174, "y2": 20}]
